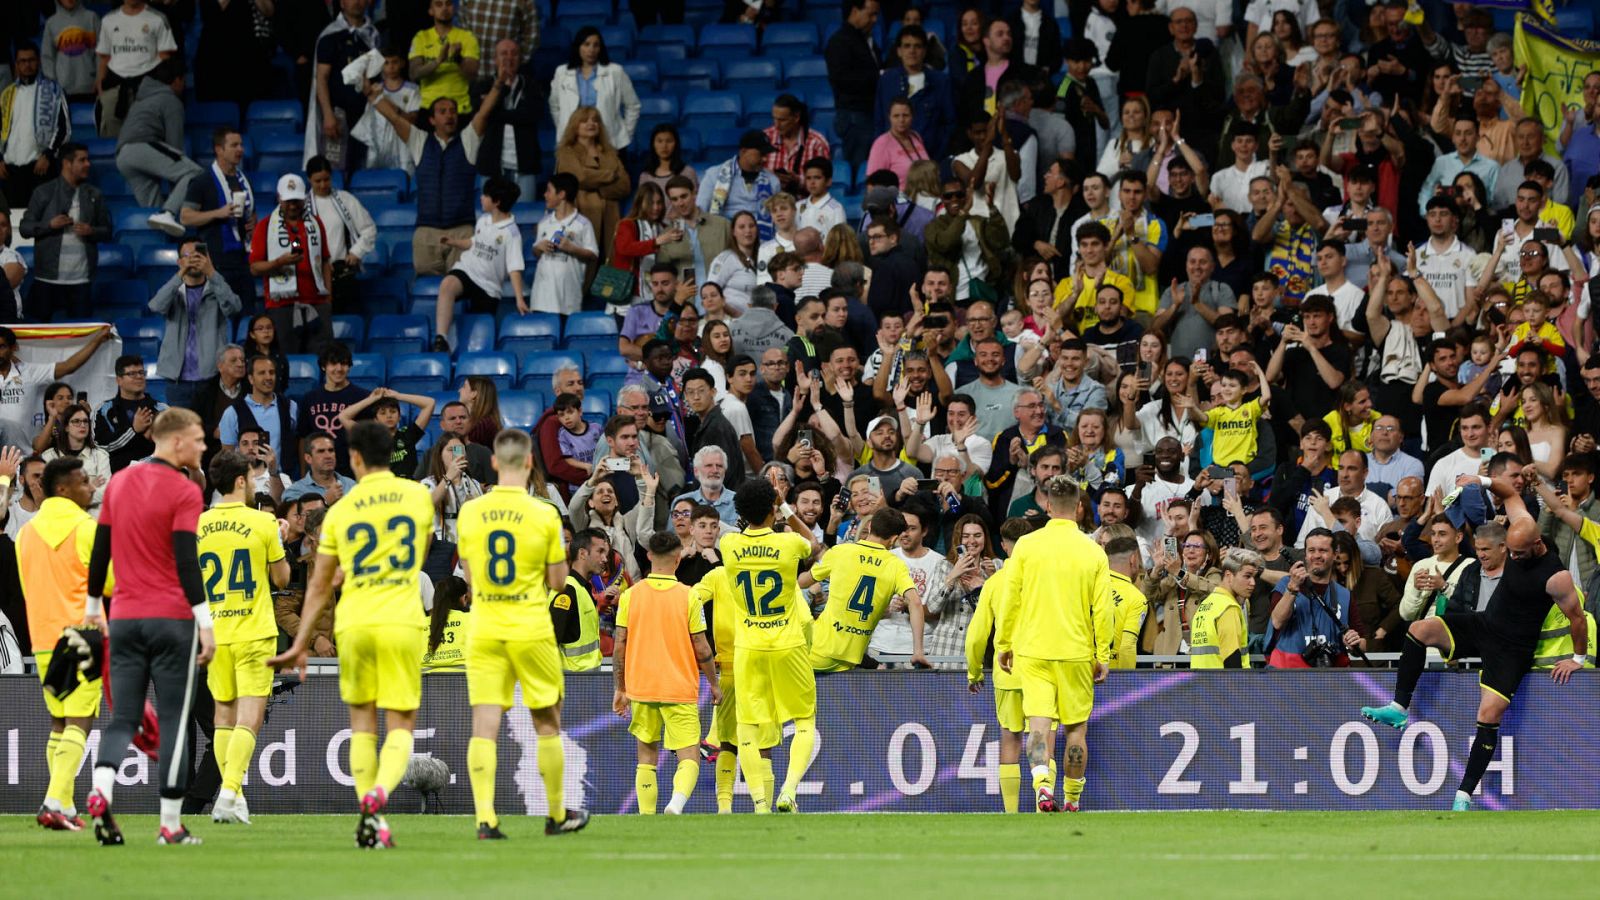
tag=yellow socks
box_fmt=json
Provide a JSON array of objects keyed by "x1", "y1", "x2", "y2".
[
  {"x1": 635, "y1": 763, "x2": 659, "y2": 814},
  {"x1": 666, "y1": 757, "x2": 697, "y2": 814},
  {"x1": 212, "y1": 727, "x2": 233, "y2": 785},
  {"x1": 374, "y1": 729, "x2": 413, "y2": 796},
  {"x1": 1064, "y1": 777, "x2": 1085, "y2": 807},
  {"x1": 468, "y1": 737, "x2": 498, "y2": 827},
  {"x1": 538, "y1": 733, "x2": 566, "y2": 823},
  {"x1": 223, "y1": 728, "x2": 256, "y2": 795},
  {"x1": 998, "y1": 763, "x2": 1020, "y2": 814},
  {"x1": 1047, "y1": 759, "x2": 1058, "y2": 797},
  {"x1": 705, "y1": 706, "x2": 719, "y2": 745},
  {"x1": 715, "y1": 749, "x2": 737, "y2": 813},
  {"x1": 780, "y1": 719, "x2": 817, "y2": 800},
  {"x1": 762, "y1": 756, "x2": 774, "y2": 806},
  {"x1": 46, "y1": 732, "x2": 60, "y2": 773},
  {"x1": 48, "y1": 726, "x2": 87, "y2": 809},
  {"x1": 736, "y1": 724, "x2": 769, "y2": 812},
  {"x1": 349, "y1": 731, "x2": 379, "y2": 800}
]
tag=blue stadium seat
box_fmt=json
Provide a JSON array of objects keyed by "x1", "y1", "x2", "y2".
[
  {"x1": 497, "y1": 313, "x2": 560, "y2": 354},
  {"x1": 677, "y1": 127, "x2": 705, "y2": 161},
  {"x1": 558, "y1": 0, "x2": 612, "y2": 21},
  {"x1": 349, "y1": 168, "x2": 408, "y2": 203},
  {"x1": 621, "y1": 60, "x2": 658, "y2": 91},
  {"x1": 114, "y1": 317, "x2": 164, "y2": 346},
  {"x1": 661, "y1": 59, "x2": 720, "y2": 94},
  {"x1": 634, "y1": 41, "x2": 687, "y2": 63},
  {"x1": 518, "y1": 349, "x2": 584, "y2": 389},
  {"x1": 411, "y1": 275, "x2": 443, "y2": 302},
  {"x1": 703, "y1": 127, "x2": 744, "y2": 161},
  {"x1": 454, "y1": 313, "x2": 496, "y2": 355},
  {"x1": 563, "y1": 311, "x2": 619, "y2": 337},
  {"x1": 366, "y1": 314, "x2": 430, "y2": 354},
  {"x1": 246, "y1": 99, "x2": 303, "y2": 131},
  {"x1": 637, "y1": 23, "x2": 695, "y2": 54},
  {"x1": 84, "y1": 137, "x2": 117, "y2": 161},
  {"x1": 513, "y1": 204, "x2": 543, "y2": 229},
  {"x1": 808, "y1": 87, "x2": 836, "y2": 111},
  {"x1": 586, "y1": 374, "x2": 627, "y2": 402},
  {"x1": 189, "y1": 101, "x2": 240, "y2": 128},
  {"x1": 388, "y1": 239, "x2": 414, "y2": 271},
  {"x1": 725, "y1": 59, "x2": 780, "y2": 93},
  {"x1": 143, "y1": 378, "x2": 168, "y2": 404},
  {"x1": 94, "y1": 279, "x2": 150, "y2": 309},
  {"x1": 375, "y1": 206, "x2": 417, "y2": 230},
  {"x1": 349, "y1": 353, "x2": 387, "y2": 389},
  {"x1": 286, "y1": 355, "x2": 318, "y2": 395},
  {"x1": 637, "y1": 92, "x2": 680, "y2": 122},
  {"x1": 740, "y1": 89, "x2": 783, "y2": 127},
  {"x1": 598, "y1": 24, "x2": 635, "y2": 55},
  {"x1": 761, "y1": 22, "x2": 818, "y2": 55},
  {"x1": 562, "y1": 335, "x2": 621, "y2": 355},
  {"x1": 682, "y1": 92, "x2": 741, "y2": 130},
  {"x1": 69, "y1": 104, "x2": 95, "y2": 130},
  {"x1": 114, "y1": 207, "x2": 163, "y2": 236},
  {"x1": 364, "y1": 276, "x2": 411, "y2": 315},
  {"x1": 697, "y1": 24, "x2": 755, "y2": 56},
  {"x1": 136, "y1": 245, "x2": 180, "y2": 273},
  {"x1": 784, "y1": 57, "x2": 830, "y2": 94},
  {"x1": 584, "y1": 352, "x2": 631, "y2": 379},
  {"x1": 97, "y1": 244, "x2": 136, "y2": 278},
  {"x1": 331, "y1": 315, "x2": 365, "y2": 349},
  {"x1": 497, "y1": 390, "x2": 541, "y2": 430},
  {"x1": 454, "y1": 351, "x2": 517, "y2": 391},
  {"x1": 89, "y1": 166, "x2": 132, "y2": 199},
  {"x1": 581, "y1": 391, "x2": 612, "y2": 424},
  {"x1": 388, "y1": 353, "x2": 449, "y2": 394},
  {"x1": 254, "y1": 154, "x2": 301, "y2": 181}
]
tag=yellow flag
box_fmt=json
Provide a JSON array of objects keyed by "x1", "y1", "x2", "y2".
[{"x1": 1513, "y1": 14, "x2": 1600, "y2": 154}]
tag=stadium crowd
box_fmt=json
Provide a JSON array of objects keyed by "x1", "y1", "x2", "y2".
[{"x1": 2, "y1": 0, "x2": 1600, "y2": 687}]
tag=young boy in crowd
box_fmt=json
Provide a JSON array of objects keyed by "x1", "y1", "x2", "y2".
[
  {"x1": 555, "y1": 393, "x2": 599, "y2": 483},
  {"x1": 1505, "y1": 292, "x2": 1565, "y2": 373},
  {"x1": 336, "y1": 387, "x2": 436, "y2": 478},
  {"x1": 1205, "y1": 362, "x2": 1272, "y2": 468}
]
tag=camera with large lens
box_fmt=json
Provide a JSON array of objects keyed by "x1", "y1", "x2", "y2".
[{"x1": 1300, "y1": 634, "x2": 1341, "y2": 668}]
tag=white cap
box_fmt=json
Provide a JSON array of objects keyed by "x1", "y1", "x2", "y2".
[
  {"x1": 866, "y1": 415, "x2": 898, "y2": 436},
  {"x1": 276, "y1": 173, "x2": 308, "y2": 201}
]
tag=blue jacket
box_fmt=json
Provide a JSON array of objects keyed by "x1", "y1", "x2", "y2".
[
  {"x1": 1265, "y1": 576, "x2": 1353, "y2": 659},
  {"x1": 874, "y1": 66, "x2": 955, "y2": 158}
]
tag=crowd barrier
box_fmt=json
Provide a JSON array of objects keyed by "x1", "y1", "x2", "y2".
[{"x1": 2, "y1": 670, "x2": 1595, "y2": 814}]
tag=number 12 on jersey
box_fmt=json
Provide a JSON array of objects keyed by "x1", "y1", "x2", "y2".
[{"x1": 736, "y1": 569, "x2": 786, "y2": 616}]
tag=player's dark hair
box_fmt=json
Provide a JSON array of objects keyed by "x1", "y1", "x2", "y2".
[
  {"x1": 734, "y1": 478, "x2": 779, "y2": 525},
  {"x1": 347, "y1": 421, "x2": 395, "y2": 470},
  {"x1": 569, "y1": 527, "x2": 610, "y2": 562},
  {"x1": 647, "y1": 530, "x2": 682, "y2": 557},
  {"x1": 1042, "y1": 474, "x2": 1080, "y2": 514},
  {"x1": 999, "y1": 516, "x2": 1039, "y2": 543},
  {"x1": 208, "y1": 449, "x2": 252, "y2": 497},
  {"x1": 868, "y1": 507, "x2": 908, "y2": 541},
  {"x1": 691, "y1": 504, "x2": 721, "y2": 523},
  {"x1": 1487, "y1": 451, "x2": 1522, "y2": 476},
  {"x1": 482, "y1": 176, "x2": 522, "y2": 212},
  {"x1": 41, "y1": 456, "x2": 83, "y2": 498},
  {"x1": 682, "y1": 367, "x2": 716, "y2": 393},
  {"x1": 1250, "y1": 505, "x2": 1285, "y2": 529},
  {"x1": 428, "y1": 576, "x2": 469, "y2": 653},
  {"x1": 1303, "y1": 527, "x2": 1335, "y2": 547},
  {"x1": 554, "y1": 392, "x2": 582, "y2": 413},
  {"x1": 1561, "y1": 454, "x2": 1594, "y2": 477},
  {"x1": 319, "y1": 341, "x2": 353, "y2": 369},
  {"x1": 1104, "y1": 535, "x2": 1140, "y2": 561}
]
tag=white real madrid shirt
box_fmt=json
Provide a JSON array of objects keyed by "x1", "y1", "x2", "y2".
[
  {"x1": 456, "y1": 213, "x2": 524, "y2": 297},
  {"x1": 1415, "y1": 236, "x2": 1474, "y2": 320}
]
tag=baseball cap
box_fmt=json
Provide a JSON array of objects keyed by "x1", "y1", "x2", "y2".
[
  {"x1": 866, "y1": 415, "x2": 899, "y2": 436},
  {"x1": 739, "y1": 130, "x2": 776, "y2": 154},
  {"x1": 649, "y1": 392, "x2": 673, "y2": 418},
  {"x1": 276, "y1": 173, "x2": 308, "y2": 201}
]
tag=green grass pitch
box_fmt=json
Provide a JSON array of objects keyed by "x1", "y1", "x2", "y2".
[{"x1": 5, "y1": 812, "x2": 1599, "y2": 897}]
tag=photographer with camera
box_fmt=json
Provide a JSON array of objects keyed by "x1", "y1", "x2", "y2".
[{"x1": 1265, "y1": 528, "x2": 1362, "y2": 668}]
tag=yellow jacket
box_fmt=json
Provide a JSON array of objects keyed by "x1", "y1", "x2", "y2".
[
  {"x1": 965, "y1": 562, "x2": 1020, "y2": 690},
  {"x1": 1108, "y1": 570, "x2": 1147, "y2": 669},
  {"x1": 996, "y1": 518, "x2": 1113, "y2": 663}
]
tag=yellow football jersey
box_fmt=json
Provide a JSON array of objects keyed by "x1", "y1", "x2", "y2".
[
  {"x1": 1108, "y1": 570, "x2": 1147, "y2": 669},
  {"x1": 808, "y1": 540, "x2": 917, "y2": 665},
  {"x1": 997, "y1": 518, "x2": 1113, "y2": 663},
  {"x1": 318, "y1": 470, "x2": 435, "y2": 635},
  {"x1": 456, "y1": 486, "x2": 566, "y2": 643},
  {"x1": 1205, "y1": 399, "x2": 1262, "y2": 467},
  {"x1": 718, "y1": 527, "x2": 813, "y2": 651},
  {"x1": 421, "y1": 606, "x2": 468, "y2": 671},
  {"x1": 690, "y1": 566, "x2": 737, "y2": 665},
  {"x1": 198, "y1": 501, "x2": 286, "y2": 644},
  {"x1": 965, "y1": 562, "x2": 1020, "y2": 690}
]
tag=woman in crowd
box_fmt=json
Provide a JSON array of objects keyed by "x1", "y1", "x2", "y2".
[
  {"x1": 1210, "y1": 210, "x2": 1253, "y2": 298},
  {"x1": 760, "y1": 461, "x2": 796, "y2": 500},
  {"x1": 953, "y1": 7, "x2": 985, "y2": 74},
  {"x1": 757, "y1": 193, "x2": 799, "y2": 283},
  {"x1": 1325, "y1": 380, "x2": 1381, "y2": 454},
  {"x1": 638, "y1": 123, "x2": 698, "y2": 195},
  {"x1": 1272, "y1": 10, "x2": 1317, "y2": 67},
  {"x1": 698, "y1": 320, "x2": 735, "y2": 392},
  {"x1": 1011, "y1": 258, "x2": 1050, "y2": 317},
  {"x1": 697, "y1": 281, "x2": 738, "y2": 333},
  {"x1": 867, "y1": 97, "x2": 932, "y2": 190},
  {"x1": 305, "y1": 155, "x2": 378, "y2": 317},
  {"x1": 1097, "y1": 95, "x2": 1155, "y2": 179},
  {"x1": 1243, "y1": 33, "x2": 1295, "y2": 106},
  {"x1": 458, "y1": 375, "x2": 503, "y2": 447},
  {"x1": 669, "y1": 307, "x2": 705, "y2": 388},
  {"x1": 1107, "y1": 372, "x2": 1145, "y2": 460},
  {"x1": 1066, "y1": 407, "x2": 1126, "y2": 495},
  {"x1": 1421, "y1": 62, "x2": 1462, "y2": 149},
  {"x1": 1134, "y1": 332, "x2": 1168, "y2": 397},
  {"x1": 422, "y1": 436, "x2": 486, "y2": 542},
  {"x1": 1495, "y1": 423, "x2": 1536, "y2": 469},
  {"x1": 613, "y1": 182, "x2": 683, "y2": 305},
  {"x1": 786, "y1": 439, "x2": 842, "y2": 511},
  {"x1": 822, "y1": 222, "x2": 864, "y2": 268},
  {"x1": 556, "y1": 106, "x2": 631, "y2": 262},
  {"x1": 827, "y1": 472, "x2": 886, "y2": 546},
  {"x1": 1333, "y1": 530, "x2": 1403, "y2": 656},
  {"x1": 707, "y1": 211, "x2": 760, "y2": 313},
  {"x1": 1133, "y1": 359, "x2": 1199, "y2": 454},
  {"x1": 1019, "y1": 274, "x2": 1055, "y2": 337},
  {"x1": 1452, "y1": 171, "x2": 1497, "y2": 251},
  {"x1": 30, "y1": 381, "x2": 74, "y2": 454},
  {"x1": 906, "y1": 160, "x2": 943, "y2": 213},
  {"x1": 567, "y1": 468, "x2": 642, "y2": 579},
  {"x1": 1139, "y1": 528, "x2": 1221, "y2": 657},
  {"x1": 549, "y1": 27, "x2": 641, "y2": 153},
  {"x1": 243, "y1": 313, "x2": 290, "y2": 394},
  {"x1": 525, "y1": 451, "x2": 565, "y2": 507},
  {"x1": 1514, "y1": 382, "x2": 1568, "y2": 482},
  {"x1": 928, "y1": 515, "x2": 996, "y2": 666},
  {"x1": 41, "y1": 403, "x2": 111, "y2": 511}
]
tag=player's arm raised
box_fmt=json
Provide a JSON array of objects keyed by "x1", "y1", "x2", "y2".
[
  {"x1": 692, "y1": 629, "x2": 721, "y2": 704},
  {"x1": 904, "y1": 587, "x2": 930, "y2": 669},
  {"x1": 1546, "y1": 569, "x2": 1589, "y2": 684}
]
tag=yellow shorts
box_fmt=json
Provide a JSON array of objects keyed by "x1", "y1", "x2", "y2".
[
  {"x1": 208, "y1": 636, "x2": 275, "y2": 702},
  {"x1": 808, "y1": 650, "x2": 855, "y2": 673},
  {"x1": 35, "y1": 649, "x2": 101, "y2": 719},
  {"x1": 1017, "y1": 656, "x2": 1094, "y2": 725},
  {"x1": 712, "y1": 665, "x2": 779, "y2": 749},
  {"x1": 466, "y1": 636, "x2": 563, "y2": 710},
  {"x1": 337, "y1": 626, "x2": 425, "y2": 712},
  {"x1": 629, "y1": 701, "x2": 700, "y2": 750},
  {"x1": 994, "y1": 687, "x2": 1024, "y2": 733},
  {"x1": 734, "y1": 646, "x2": 815, "y2": 728}
]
